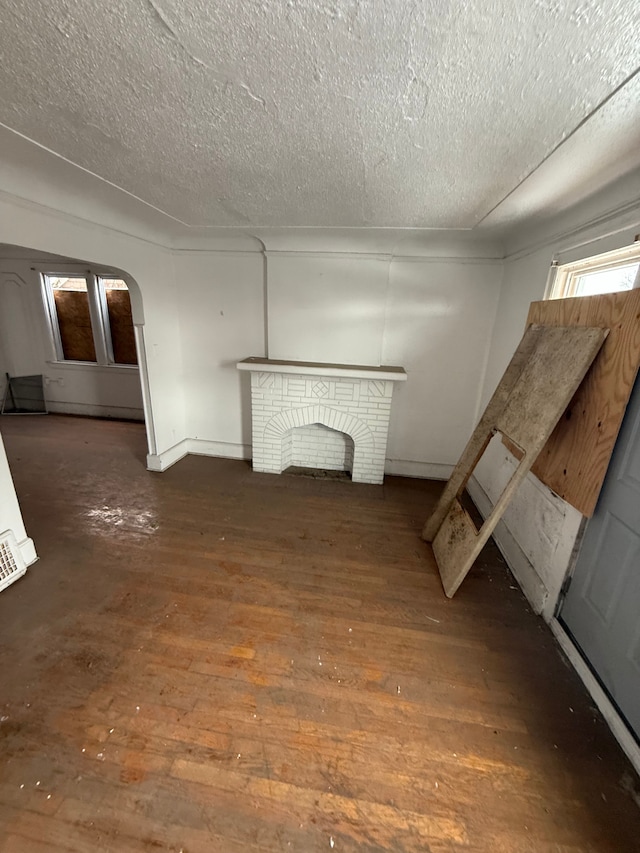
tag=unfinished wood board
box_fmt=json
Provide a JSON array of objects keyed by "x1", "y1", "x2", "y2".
[
  {"x1": 423, "y1": 324, "x2": 608, "y2": 598},
  {"x1": 525, "y1": 289, "x2": 640, "y2": 516},
  {"x1": 422, "y1": 326, "x2": 541, "y2": 543}
]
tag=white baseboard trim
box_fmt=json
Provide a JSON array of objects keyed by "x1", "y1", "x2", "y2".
[
  {"x1": 466, "y1": 475, "x2": 548, "y2": 614},
  {"x1": 549, "y1": 618, "x2": 640, "y2": 776},
  {"x1": 147, "y1": 438, "x2": 250, "y2": 472},
  {"x1": 385, "y1": 459, "x2": 454, "y2": 480},
  {"x1": 47, "y1": 402, "x2": 145, "y2": 421},
  {"x1": 148, "y1": 446, "x2": 451, "y2": 480},
  {"x1": 147, "y1": 439, "x2": 190, "y2": 472},
  {"x1": 188, "y1": 439, "x2": 251, "y2": 460}
]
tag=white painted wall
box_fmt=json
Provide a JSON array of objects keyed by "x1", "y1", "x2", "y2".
[
  {"x1": 174, "y1": 249, "x2": 266, "y2": 459},
  {"x1": 0, "y1": 187, "x2": 506, "y2": 532},
  {"x1": 0, "y1": 258, "x2": 144, "y2": 420},
  {"x1": 470, "y1": 199, "x2": 640, "y2": 618},
  {"x1": 267, "y1": 253, "x2": 390, "y2": 365},
  {"x1": 263, "y1": 250, "x2": 503, "y2": 477},
  {"x1": 382, "y1": 258, "x2": 503, "y2": 478},
  {"x1": 144, "y1": 240, "x2": 504, "y2": 474}
]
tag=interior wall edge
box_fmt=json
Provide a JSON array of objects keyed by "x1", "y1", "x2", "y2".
[{"x1": 471, "y1": 263, "x2": 506, "y2": 428}]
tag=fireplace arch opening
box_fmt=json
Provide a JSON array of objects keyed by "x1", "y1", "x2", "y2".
[
  {"x1": 282, "y1": 422, "x2": 355, "y2": 477},
  {"x1": 261, "y1": 403, "x2": 377, "y2": 481}
]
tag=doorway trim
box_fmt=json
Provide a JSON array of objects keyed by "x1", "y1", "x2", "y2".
[{"x1": 133, "y1": 323, "x2": 156, "y2": 458}]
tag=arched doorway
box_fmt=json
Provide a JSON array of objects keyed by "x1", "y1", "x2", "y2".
[{"x1": 0, "y1": 242, "x2": 155, "y2": 457}]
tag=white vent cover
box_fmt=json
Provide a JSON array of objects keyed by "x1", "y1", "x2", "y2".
[{"x1": 0, "y1": 530, "x2": 27, "y2": 593}]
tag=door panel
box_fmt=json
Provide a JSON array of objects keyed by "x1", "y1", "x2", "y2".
[{"x1": 560, "y1": 373, "x2": 640, "y2": 740}]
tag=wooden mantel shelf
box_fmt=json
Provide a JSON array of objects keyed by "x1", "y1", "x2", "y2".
[{"x1": 237, "y1": 357, "x2": 407, "y2": 382}]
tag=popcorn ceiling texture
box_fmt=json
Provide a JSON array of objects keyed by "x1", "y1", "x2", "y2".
[{"x1": 0, "y1": 0, "x2": 639, "y2": 228}]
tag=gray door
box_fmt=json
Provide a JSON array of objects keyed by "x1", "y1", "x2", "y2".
[{"x1": 560, "y1": 373, "x2": 640, "y2": 740}]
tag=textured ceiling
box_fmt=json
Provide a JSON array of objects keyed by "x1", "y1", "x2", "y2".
[{"x1": 0, "y1": 0, "x2": 639, "y2": 229}]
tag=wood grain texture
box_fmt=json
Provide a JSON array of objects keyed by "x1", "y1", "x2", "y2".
[
  {"x1": 53, "y1": 290, "x2": 96, "y2": 363},
  {"x1": 426, "y1": 325, "x2": 607, "y2": 597},
  {"x1": 104, "y1": 289, "x2": 137, "y2": 365},
  {"x1": 0, "y1": 415, "x2": 639, "y2": 852},
  {"x1": 526, "y1": 289, "x2": 640, "y2": 516},
  {"x1": 422, "y1": 325, "x2": 541, "y2": 542}
]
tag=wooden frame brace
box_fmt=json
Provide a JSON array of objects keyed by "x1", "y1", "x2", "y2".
[{"x1": 423, "y1": 323, "x2": 608, "y2": 598}]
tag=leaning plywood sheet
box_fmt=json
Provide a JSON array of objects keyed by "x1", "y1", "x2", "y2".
[
  {"x1": 423, "y1": 324, "x2": 608, "y2": 598},
  {"x1": 525, "y1": 289, "x2": 640, "y2": 516}
]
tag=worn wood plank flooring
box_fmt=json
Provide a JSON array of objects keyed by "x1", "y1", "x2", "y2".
[{"x1": 0, "y1": 415, "x2": 639, "y2": 852}]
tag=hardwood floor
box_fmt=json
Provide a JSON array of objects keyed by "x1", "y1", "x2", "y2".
[{"x1": 0, "y1": 415, "x2": 639, "y2": 852}]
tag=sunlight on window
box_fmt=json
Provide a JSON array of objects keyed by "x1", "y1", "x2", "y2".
[
  {"x1": 572, "y1": 264, "x2": 638, "y2": 297},
  {"x1": 549, "y1": 244, "x2": 640, "y2": 300},
  {"x1": 101, "y1": 277, "x2": 128, "y2": 290},
  {"x1": 49, "y1": 276, "x2": 88, "y2": 292}
]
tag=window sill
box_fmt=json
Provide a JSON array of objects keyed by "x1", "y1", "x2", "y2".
[{"x1": 45, "y1": 360, "x2": 139, "y2": 373}]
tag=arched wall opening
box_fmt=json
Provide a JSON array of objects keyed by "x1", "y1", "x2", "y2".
[{"x1": 0, "y1": 242, "x2": 155, "y2": 457}]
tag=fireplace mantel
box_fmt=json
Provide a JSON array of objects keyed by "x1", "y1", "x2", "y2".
[
  {"x1": 237, "y1": 357, "x2": 407, "y2": 383},
  {"x1": 238, "y1": 357, "x2": 407, "y2": 484}
]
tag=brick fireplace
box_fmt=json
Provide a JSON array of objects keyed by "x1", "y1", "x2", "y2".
[{"x1": 237, "y1": 358, "x2": 407, "y2": 484}]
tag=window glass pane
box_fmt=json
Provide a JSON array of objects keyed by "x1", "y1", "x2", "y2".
[
  {"x1": 48, "y1": 276, "x2": 97, "y2": 362},
  {"x1": 573, "y1": 264, "x2": 639, "y2": 297},
  {"x1": 100, "y1": 278, "x2": 138, "y2": 365}
]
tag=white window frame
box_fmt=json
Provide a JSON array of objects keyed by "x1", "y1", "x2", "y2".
[
  {"x1": 39, "y1": 266, "x2": 138, "y2": 369},
  {"x1": 546, "y1": 242, "x2": 640, "y2": 300}
]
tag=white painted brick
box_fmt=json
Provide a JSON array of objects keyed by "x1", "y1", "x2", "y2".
[{"x1": 246, "y1": 366, "x2": 398, "y2": 484}]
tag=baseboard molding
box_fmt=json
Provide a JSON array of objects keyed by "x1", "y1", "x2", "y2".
[
  {"x1": 188, "y1": 439, "x2": 251, "y2": 460},
  {"x1": 466, "y1": 475, "x2": 548, "y2": 614},
  {"x1": 149, "y1": 445, "x2": 451, "y2": 476},
  {"x1": 550, "y1": 618, "x2": 640, "y2": 776},
  {"x1": 147, "y1": 439, "x2": 190, "y2": 472},
  {"x1": 147, "y1": 439, "x2": 250, "y2": 472},
  {"x1": 385, "y1": 459, "x2": 454, "y2": 480},
  {"x1": 47, "y1": 402, "x2": 145, "y2": 421}
]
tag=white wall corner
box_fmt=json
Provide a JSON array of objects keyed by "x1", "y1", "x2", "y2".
[
  {"x1": 466, "y1": 474, "x2": 549, "y2": 614},
  {"x1": 146, "y1": 438, "x2": 190, "y2": 472},
  {"x1": 147, "y1": 438, "x2": 250, "y2": 472}
]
